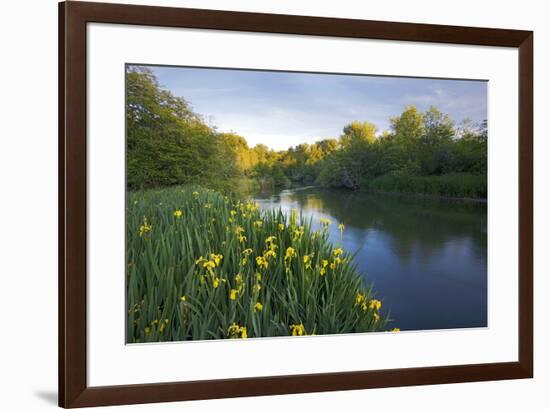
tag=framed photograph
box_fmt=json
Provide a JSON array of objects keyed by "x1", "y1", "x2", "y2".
[{"x1": 59, "y1": 1, "x2": 533, "y2": 407}]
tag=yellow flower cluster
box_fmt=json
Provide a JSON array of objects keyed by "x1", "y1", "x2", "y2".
[
  {"x1": 285, "y1": 246, "x2": 296, "y2": 259},
  {"x1": 235, "y1": 273, "x2": 244, "y2": 288},
  {"x1": 144, "y1": 318, "x2": 170, "y2": 335},
  {"x1": 291, "y1": 225, "x2": 305, "y2": 241},
  {"x1": 371, "y1": 299, "x2": 382, "y2": 323},
  {"x1": 253, "y1": 271, "x2": 262, "y2": 293},
  {"x1": 159, "y1": 318, "x2": 169, "y2": 333},
  {"x1": 265, "y1": 236, "x2": 277, "y2": 245},
  {"x1": 303, "y1": 254, "x2": 314, "y2": 270},
  {"x1": 130, "y1": 192, "x2": 388, "y2": 340},
  {"x1": 139, "y1": 217, "x2": 152, "y2": 237},
  {"x1": 290, "y1": 323, "x2": 306, "y2": 336},
  {"x1": 320, "y1": 259, "x2": 329, "y2": 276},
  {"x1": 284, "y1": 246, "x2": 297, "y2": 272},
  {"x1": 369, "y1": 299, "x2": 382, "y2": 311},
  {"x1": 195, "y1": 253, "x2": 222, "y2": 272},
  {"x1": 232, "y1": 200, "x2": 260, "y2": 220},
  {"x1": 355, "y1": 293, "x2": 382, "y2": 322},
  {"x1": 355, "y1": 293, "x2": 367, "y2": 311},
  {"x1": 212, "y1": 277, "x2": 222, "y2": 288},
  {"x1": 256, "y1": 256, "x2": 268, "y2": 270},
  {"x1": 246, "y1": 201, "x2": 260, "y2": 212},
  {"x1": 211, "y1": 253, "x2": 223, "y2": 266},
  {"x1": 195, "y1": 253, "x2": 224, "y2": 288},
  {"x1": 328, "y1": 247, "x2": 345, "y2": 270},
  {"x1": 241, "y1": 248, "x2": 253, "y2": 266},
  {"x1": 229, "y1": 273, "x2": 245, "y2": 301},
  {"x1": 235, "y1": 225, "x2": 247, "y2": 244},
  {"x1": 260, "y1": 236, "x2": 278, "y2": 263},
  {"x1": 227, "y1": 323, "x2": 248, "y2": 339}
]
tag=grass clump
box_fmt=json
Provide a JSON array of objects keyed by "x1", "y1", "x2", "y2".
[
  {"x1": 369, "y1": 173, "x2": 487, "y2": 199},
  {"x1": 127, "y1": 186, "x2": 389, "y2": 343}
]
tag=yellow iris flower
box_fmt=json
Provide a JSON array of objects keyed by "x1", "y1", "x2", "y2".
[
  {"x1": 138, "y1": 217, "x2": 152, "y2": 237},
  {"x1": 256, "y1": 256, "x2": 268, "y2": 270},
  {"x1": 227, "y1": 323, "x2": 248, "y2": 339},
  {"x1": 290, "y1": 323, "x2": 306, "y2": 336},
  {"x1": 369, "y1": 299, "x2": 382, "y2": 311}
]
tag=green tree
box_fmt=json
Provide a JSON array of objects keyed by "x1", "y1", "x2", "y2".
[
  {"x1": 422, "y1": 107, "x2": 455, "y2": 145},
  {"x1": 126, "y1": 66, "x2": 237, "y2": 191},
  {"x1": 340, "y1": 121, "x2": 377, "y2": 147},
  {"x1": 390, "y1": 105, "x2": 425, "y2": 142}
]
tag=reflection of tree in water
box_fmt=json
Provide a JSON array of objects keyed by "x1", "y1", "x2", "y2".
[{"x1": 283, "y1": 188, "x2": 487, "y2": 265}]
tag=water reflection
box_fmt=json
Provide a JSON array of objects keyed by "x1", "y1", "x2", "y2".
[{"x1": 252, "y1": 187, "x2": 487, "y2": 331}]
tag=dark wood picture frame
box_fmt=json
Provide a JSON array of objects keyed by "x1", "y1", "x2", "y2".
[{"x1": 59, "y1": 1, "x2": 533, "y2": 407}]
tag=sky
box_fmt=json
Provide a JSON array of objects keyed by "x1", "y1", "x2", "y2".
[{"x1": 145, "y1": 65, "x2": 487, "y2": 151}]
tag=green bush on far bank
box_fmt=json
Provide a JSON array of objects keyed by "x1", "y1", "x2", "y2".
[{"x1": 368, "y1": 173, "x2": 487, "y2": 199}]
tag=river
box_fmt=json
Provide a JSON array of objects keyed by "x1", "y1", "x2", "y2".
[{"x1": 252, "y1": 186, "x2": 487, "y2": 331}]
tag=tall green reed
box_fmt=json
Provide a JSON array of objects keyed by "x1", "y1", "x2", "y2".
[{"x1": 127, "y1": 186, "x2": 391, "y2": 343}]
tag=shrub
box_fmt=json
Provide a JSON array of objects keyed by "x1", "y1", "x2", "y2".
[{"x1": 368, "y1": 173, "x2": 487, "y2": 199}]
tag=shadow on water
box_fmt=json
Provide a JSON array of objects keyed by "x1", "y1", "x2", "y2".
[{"x1": 253, "y1": 187, "x2": 487, "y2": 331}]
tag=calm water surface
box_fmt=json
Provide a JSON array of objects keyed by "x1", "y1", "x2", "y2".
[{"x1": 252, "y1": 187, "x2": 487, "y2": 331}]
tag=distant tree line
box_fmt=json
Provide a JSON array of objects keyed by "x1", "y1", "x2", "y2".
[{"x1": 127, "y1": 67, "x2": 487, "y2": 198}]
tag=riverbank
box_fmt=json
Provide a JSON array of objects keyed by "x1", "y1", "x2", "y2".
[
  {"x1": 367, "y1": 173, "x2": 486, "y2": 200},
  {"x1": 363, "y1": 188, "x2": 487, "y2": 203},
  {"x1": 247, "y1": 173, "x2": 487, "y2": 202},
  {"x1": 251, "y1": 185, "x2": 486, "y2": 205}
]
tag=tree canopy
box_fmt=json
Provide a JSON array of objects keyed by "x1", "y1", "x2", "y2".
[{"x1": 127, "y1": 67, "x2": 487, "y2": 198}]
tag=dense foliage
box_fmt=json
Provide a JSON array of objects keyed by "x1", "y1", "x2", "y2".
[
  {"x1": 127, "y1": 66, "x2": 487, "y2": 197},
  {"x1": 127, "y1": 187, "x2": 389, "y2": 342},
  {"x1": 314, "y1": 109, "x2": 487, "y2": 197},
  {"x1": 126, "y1": 67, "x2": 240, "y2": 191}
]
